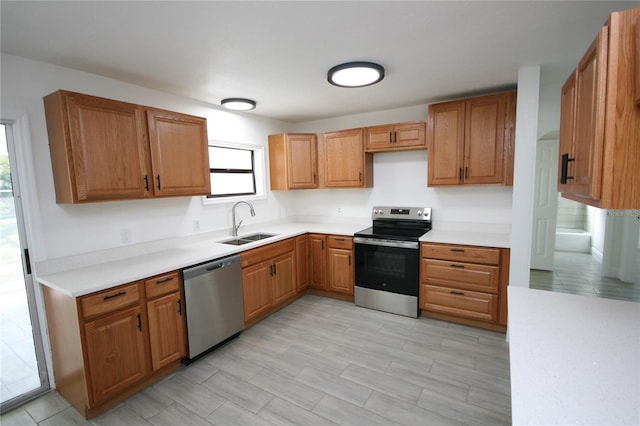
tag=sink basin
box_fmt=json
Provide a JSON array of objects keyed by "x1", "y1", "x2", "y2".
[
  {"x1": 240, "y1": 232, "x2": 278, "y2": 241},
  {"x1": 219, "y1": 233, "x2": 278, "y2": 246}
]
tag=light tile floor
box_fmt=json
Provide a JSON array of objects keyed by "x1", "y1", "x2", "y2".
[
  {"x1": 530, "y1": 251, "x2": 640, "y2": 302},
  {"x1": 0, "y1": 275, "x2": 41, "y2": 405},
  {"x1": 1, "y1": 294, "x2": 511, "y2": 425}
]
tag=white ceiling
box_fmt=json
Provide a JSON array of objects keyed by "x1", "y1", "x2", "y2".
[{"x1": 1, "y1": 1, "x2": 636, "y2": 123}]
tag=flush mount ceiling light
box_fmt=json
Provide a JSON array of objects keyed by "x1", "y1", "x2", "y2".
[
  {"x1": 221, "y1": 98, "x2": 256, "y2": 111},
  {"x1": 327, "y1": 61, "x2": 385, "y2": 88}
]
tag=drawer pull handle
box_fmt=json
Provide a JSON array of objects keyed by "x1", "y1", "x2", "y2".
[
  {"x1": 450, "y1": 291, "x2": 465, "y2": 296},
  {"x1": 450, "y1": 264, "x2": 465, "y2": 269},
  {"x1": 156, "y1": 277, "x2": 174, "y2": 285},
  {"x1": 450, "y1": 248, "x2": 465, "y2": 253},
  {"x1": 334, "y1": 237, "x2": 344, "y2": 242},
  {"x1": 103, "y1": 291, "x2": 126, "y2": 301}
]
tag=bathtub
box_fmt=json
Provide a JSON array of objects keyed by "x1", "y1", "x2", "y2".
[{"x1": 555, "y1": 227, "x2": 592, "y2": 253}]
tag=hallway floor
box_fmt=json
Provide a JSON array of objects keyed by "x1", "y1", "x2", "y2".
[{"x1": 530, "y1": 251, "x2": 640, "y2": 302}]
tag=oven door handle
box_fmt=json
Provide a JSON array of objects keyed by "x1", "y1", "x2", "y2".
[{"x1": 354, "y1": 237, "x2": 419, "y2": 249}]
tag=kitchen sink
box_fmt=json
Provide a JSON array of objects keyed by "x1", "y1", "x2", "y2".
[
  {"x1": 240, "y1": 232, "x2": 278, "y2": 241},
  {"x1": 219, "y1": 233, "x2": 278, "y2": 245}
]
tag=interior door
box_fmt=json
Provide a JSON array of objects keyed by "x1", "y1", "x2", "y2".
[{"x1": 531, "y1": 138, "x2": 559, "y2": 271}]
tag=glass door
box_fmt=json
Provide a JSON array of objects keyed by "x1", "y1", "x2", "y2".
[{"x1": 0, "y1": 122, "x2": 49, "y2": 412}]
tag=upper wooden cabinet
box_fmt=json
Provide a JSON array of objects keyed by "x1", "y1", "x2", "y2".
[
  {"x1": 365, "y1": 121, "x2": 426, "y2": 152},
  {"x1": 427, "y1": 90, "x2": 516, "y2": 187},
  {"x1": 558, "y1": 8, "x2": 640, "y2": 209},
  {"x1": 319, "y1": 128, "x2": 373, "y2": 188},
  {"x1": 43, "y1": 90, "x2": 210, "y2": 203},
  {"x1": 146, "y1": 109, "x2": 210, "y2": 197},
  {"x1": 268, "y1": 133, "x2": 318, "y2": 190}
]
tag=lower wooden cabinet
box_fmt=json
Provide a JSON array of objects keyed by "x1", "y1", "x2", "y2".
[
  {"x1": 306, "y1": 234, "x2": 354, "y2": 298},
  {"x1": 309, "y1": 234, "x2": 327, "y2": 290},
  {"x1": 241, "y1": 238, "x2": 297, "y2": 324},
  {"x1": 83, "y1": 305, "x2": 148, "y2": 404},
  {"x1": 327, "y1": 236, "x2": 354, "y2": 295},
  {"x1": 42, "y1": 271, "x2": 186, "y2": 418},
  {"x1": 295, "y1": 235, "x2": 311, "y2": 292},
  {"x1": 144, "y1": 271, "x2": 186, "y2": 371},
  {"x1": 419, "y1": 242, "x2": 509, "y2": 331},
  {"x1": 146, "y1": 291, "x2": 186, "y2": 371}
]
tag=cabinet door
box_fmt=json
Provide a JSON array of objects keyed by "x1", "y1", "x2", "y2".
[
  {"x1": 393, "y1": 122, "x2": 426, "y2": 150},
  {"x1": 242, "y1": 262, "x2": 273, "y2": 323},
  {"x1": 272, "y1": 252, "x2": 296, "y2": 304},
  {"x1": 571, "y1": 27, "x2": 608, "y2": 201},
  {"x1": 84, "y1": 306, "x2": 148, "y2": 404},
  {"x1": 287, "y1": 134, "x2": 317, "y2": 189},
  {"x1": 464, "y1": 94, "x2": 506, "y2": 184},
  {"x1": 428, "y1": 101, "x2": 465, "y2": 186},
  {"x1": 365, "y1": 125, "x2": 395, "y2": 151},
  {"x1": 309, "y1": 234, "x2": 327, "y2": 290},
  {"x1": 558, "y1": 72, "x2": 577, "y2": 194},
  {"x1": 146, "y1": 292, "x2": 186, "y2": 371},
  {"x1": 147, "y1": 109, "x2": 211, "y2": 197},
  {"x1": 55, "y1": 92, "x2": 151, "y2": 202},
  {"x1": 295, "y1": 235, "x2": 310, "y2": 292},
  {"x1": 320, "y1": 129, "x2": 370, "y2": 187},
  {"x1": 327, "y1": 248, "x2": 354, "y2": 295}
]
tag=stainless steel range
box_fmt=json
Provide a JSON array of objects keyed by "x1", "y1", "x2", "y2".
[{"x1": 354, "y1": 206, "x2": 432, "y2": 318}]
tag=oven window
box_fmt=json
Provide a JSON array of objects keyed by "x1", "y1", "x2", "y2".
[{"x1": 364, "y1": 250, "x2": 407, "y2": 279}]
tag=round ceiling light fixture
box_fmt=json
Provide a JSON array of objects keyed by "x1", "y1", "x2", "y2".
[
  {"x1": 327, "y1": 61, "x2": 385, "y2": 88},
  {"x1": 221, "y1": 98, "x2": 256, "y2": 111}
]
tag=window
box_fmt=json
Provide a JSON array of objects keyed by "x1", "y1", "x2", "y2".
[{"x1": 204, "y1": 142, "x2": 265, "y2": 203}]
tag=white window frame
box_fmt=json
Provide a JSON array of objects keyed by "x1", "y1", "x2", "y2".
[{"x1": 202, "y1": 140, "x2": 266, "y2": 205}]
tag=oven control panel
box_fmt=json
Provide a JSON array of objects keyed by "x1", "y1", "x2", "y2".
[{"x1": 371, "y1": 206, "x2": 431, "y2": 221}]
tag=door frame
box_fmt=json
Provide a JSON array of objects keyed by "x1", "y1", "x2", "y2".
[{"x1": 1, "y1": 115, "x2": 51, "y2": 412}]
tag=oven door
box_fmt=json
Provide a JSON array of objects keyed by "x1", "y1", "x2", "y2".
[{"x1": 354, "y1": 237, "x2": 420, "y2": 296}]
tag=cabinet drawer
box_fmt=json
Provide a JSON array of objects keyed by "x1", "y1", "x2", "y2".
[
  {"x1": 420, "y1": 285, "x2": 497, "y2": 322},
  {"x1": 421, "y1": 243, "x2": 500, "y2": 265},
  {"x1": 145, "y1": 271, "x2": 180, "y2": 299},
  {"x1": 81, "y1": 282, "x2": 141, "y2": 319},
  {"x1": 421, "y1": 259, "x2": 499, "y2": 294},
  {"x1": 241, "y1": 238, "x2": 295, "y2": 268},
  {"x1": 328, "y1": 235, "x2": 353, "y2": 250}
]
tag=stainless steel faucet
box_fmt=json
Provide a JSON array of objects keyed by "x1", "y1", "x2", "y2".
[{"x1": 232, "y1": 201, "x2": 255, "y2": 236}]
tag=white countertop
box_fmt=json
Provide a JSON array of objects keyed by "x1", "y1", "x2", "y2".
[
  {"x1": 36, "y1": 221, "x2": 364, "y2": 297},
  {"x1": 508, "y1": 287, "x2": 640, "y2": 425},
  {"x1": 37, "y1": 219, "x2": 511, "y2": 297},
  {"x1": 420, "y1": 221, "x2": 511, "y2": 248}
]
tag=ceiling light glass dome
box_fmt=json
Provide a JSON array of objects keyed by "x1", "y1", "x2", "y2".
[{"x1": 327, "y1": 61, "x2": 385, "y2": 88}]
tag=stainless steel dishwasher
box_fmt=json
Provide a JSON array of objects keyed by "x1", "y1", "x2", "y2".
[{"x1": 183, "y1": 254, "x2": 244, "y2": 363}]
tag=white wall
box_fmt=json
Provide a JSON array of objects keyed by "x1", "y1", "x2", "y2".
[
  {"x1": 1, "y1": 53, "x2": 289, "y2": 261},
  {"x1": 509, "y1": 66, "x2": 541, "y2": 288}
]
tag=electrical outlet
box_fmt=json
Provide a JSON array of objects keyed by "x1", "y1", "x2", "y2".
[
  {"x1": 337, "y1": 207, "x2": 343, "y2": 215},
  {"x1": 121, "y1": 228, "x2": 132, "y2": 244},
  {"x1": 193, "y1": 219, "x2": 200, "y2": 231}
]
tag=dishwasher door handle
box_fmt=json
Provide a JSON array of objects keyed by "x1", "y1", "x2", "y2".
[{"x1": 183, "y1": 255, "x2": 241, "y2": 280}]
